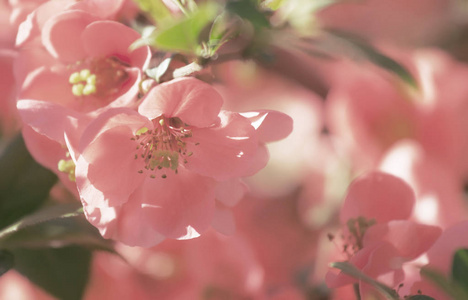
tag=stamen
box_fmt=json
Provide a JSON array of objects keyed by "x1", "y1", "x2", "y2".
[
  {"x1": 133, "y1": 116, "x2": 193, "y2": 178},
  {"x1": 69, "y1": 68, "x2": 97, "y2": 97},
  {"x1": 58, "y1": 158, "x2": 76, "y2": 182}
]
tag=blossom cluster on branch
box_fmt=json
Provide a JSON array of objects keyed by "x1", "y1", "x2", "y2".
[{"x1": 0, "y1": 0, "x2": 468, "y2": 299}]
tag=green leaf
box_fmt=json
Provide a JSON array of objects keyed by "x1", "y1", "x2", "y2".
[
  {"x1": 0, "y1": 203, "x2": 115, "y2": 253},
  {"x1": 0, "y1": 250, "x2": 14, "y2": 277},
  {"x1": 226, "y1": 0, "x2": 270, "y2": 30},
  {"x1": 452, "y1": 248, "x2": 468, "y2": 295},
  {"x1": 321, "y1": 29, "x2": 418, "y2": 89},
  {"x1": 132, "y1": 0, "x2": 172, "y2": 24},
  {"x1": 330, "y1": 261, "x2": 400, "y2": 299},
  {"x1": 406, "y1": 296, "x2": 436, "y2": 300},
  {"x1": 13, "y1": 246, "x2": 91, "y2": 300},
  {"x1": 147, "y1": 3, "x2": 219, "y2": 54},
  {"x1": 421, "y1": 267, "x2": 468, "y2": 300},
  {"x1": 207, "y1": 13, "x2": 242, "y2": 55},
  {"x1": 0, "y1": 134, "x2": 57, "y2": 230},
  {"x1": 262, "y1": 0, "x2": 286, "y2": 10}
]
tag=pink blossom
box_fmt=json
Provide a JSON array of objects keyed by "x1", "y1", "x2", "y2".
[
  {"x1": 379, "y1": 140, "x2": 467, "y2": 228},
  {"x1": 410, "y1": 221, "x2": 468, "y2": 299},
  {"x1": 16, "y1": 10, "x2": 150, "y2": 194},
  {"x1": 74, "y1": 77, "x2": 292, "y2": 246},
  {"x1": 326, "y1": 172, "x2": 441, "y2": 298},
  {"x1": 85, "y1": 230, "x2": 264, "y2": 299}
]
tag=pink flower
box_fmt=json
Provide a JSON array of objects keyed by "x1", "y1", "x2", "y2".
[
  {"x1": 326, "y1": 172, "x2": 441, "y2": 298},
  {"x1": 410, "y1": 221, "x2": 468, "y2": 299},
  {"x1": 16, "y1": 10, "x2": 150, "y2": 193},
  {"x1": 74, "y1": 77, "x2": 293, "y2": 247}
]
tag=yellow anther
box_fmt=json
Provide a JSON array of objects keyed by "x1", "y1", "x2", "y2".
[
  {"x1": 83, "y1": 84, "x2": 96, "y2": 96},
  {"x1": 80, "y1": 69, "x2": 91, "y2": 79},
  {"x1": 86, "y1": 74, "x2": 96, "y2": 85},
  {"x1": 72, "y1": 84, "x2": 84, "y2": 96},
  {"x1": 136, "y1": 127, "x2": 149, "y2": 135},
  {"x1": 159, "y1": 119, "x2": 165, "y2": 126},
  {"x1": 58, "y1": 159, "x2": 76, "y2": 182},
  {"x1": 69, "y1": 72, "x2": 82, "y2": 84}
]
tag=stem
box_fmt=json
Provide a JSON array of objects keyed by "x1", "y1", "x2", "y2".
[
  {"x1": 353, "y1": 283, "x2": 362, "y2": 300},
  {"x1": 171, "y1": 52, "x2": 243, "y2": 79}
]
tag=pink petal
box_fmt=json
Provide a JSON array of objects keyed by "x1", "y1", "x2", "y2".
[
  {"x1": 76, "y1": 111, "x2": 150, "y2": 207},
  {"x1": 340, "y1": 172, "x2": 415, "y2": 224},
  {"x1": 115, "y1": 199, "x2": 166, "y2": 247},
  {"x1": 215, "y1": 179, "x2": 248, "y2": 207},
  {"x1": 425, "y1": 221, "x2": 468, "y2": 274},
  {"x1": 211, "y1": 203, "x2": 236, "y2": 236},
  {"x1": 363, "y1": 221, "x2": 442, "y2": 260},
  {"x1": 19, "y1": 67, "x2": 76, "y2": 109},
  {"x1": 240, "y1": 110, "x2": 293, "y2": 143},
  {"x1": 139, "y1": 167, "x2": 216, "y2": 239},
  {"x1": 17, "y1": 99, "x2": 83, "y2": 144},
  {"x1": 138, "y1": 78, "x2": 223, "y2": 127},
  {"x1": 185, "y1": 111, "x2": 259, "y2": 181},
  {"x1": 42, "y1": 10, "x2": 97, "y2": 62},
  {"x1": 69, "y1": 0, "x2": 125, "y2": 19},
  {"x1": 81, "y1": 21, "x2": 150, "y2": 69}
]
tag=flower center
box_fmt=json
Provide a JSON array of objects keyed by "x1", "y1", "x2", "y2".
[
  {"x1": 133, "y1": 116, "x2": 193, "y2": 178},
  {"x1": 69, "y1": 57, "x2": 129, "y2": 98},
  {"x1": 58, "y1": 154, "x2": 76, "y2": 182}
]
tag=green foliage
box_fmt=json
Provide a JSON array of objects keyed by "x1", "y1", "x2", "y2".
[
  {"x1": 452, "y1": 248, "x2": 468, "y2": 295},
  {"x1": 330, "y1": 261, "x2": 400, "y2": 299},
  {"x1": 318, "y1": 29, "x2": 418, "y2": 89},
  {"x1": 406, "y1": 296, "x2": 436, "y2": 300},
  {"x1": 226, "y1": 0, "x2": 270, "y2": 30},
  {"x1": 134, "y1": 3, "x2": 219, "y2": 55},
  {"x1": 0, "y1": 250, "x2": 13, "y2": 276},
  {"x1": 13, "y1": 246, "x2": 91, "y2": 300},
  {"x1": 132, "y1": 0, "x2": 172, "y2": 24},
  {"x1": 0, "y1": 135, "x2": 57, "y2": 229},
  {"x1": 262, "y1": 0, "x2": 286, "y2": 10}
]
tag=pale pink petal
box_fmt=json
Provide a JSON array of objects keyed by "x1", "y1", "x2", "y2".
[
  {"x1": 115, "y1": 199, "x2": 166, "y2": 247},
  {"x1": 76, "y1": 112, "x2": 150, "y2": 207},
  {"x1": 425, "y1": 221, "x2": 468, "y2": 274},
  {"x1": 70, "y1": 0, "x2": 125, "y2": 19},
  {"x1": 215, "y1": 179, "x2": 248, "y2": 207},
  {"x1": 340, "y1": 172, "x2": 415, "y2": 223},
  {"x1": 211, "y1": 203, "x2": 236, "y2": 236},
  {"x1": 240, "y1": 110, "x2": 293, "y2": 143},
  {"x1": 363, "y1": 221, "x2": 442, "y2": 260},
  {"x1": 41, "y1": 10, "x2": 97, "y2": 62},
  {"x1": 138, "y1": 78, "x2": 223, "y2": 127},
  {"x1": 22, "y1": 126, "x2": 80, "y2": 197},
  {"x1": 139, "y1": 167, "x2": 216, "y2": 239},
  {"x1": 242, "y1": 144, "x2": 270, "y2": 177},
  {"x1": 19, "y1": 67, "x2": 76, "y2": 108},
  {"x1": 17, "y1": 99, "x2": 83, "y2": 144},
  {"x1": 81, "y1": 21, "x2": 150, "y2": 69},
  {"x1": 185, "y1": 111, "x2": 259, "y2": 181}
]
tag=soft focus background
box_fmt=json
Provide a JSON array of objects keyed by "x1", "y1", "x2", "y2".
[{"x1": 2, "y1": 0, "x2": 468, "y2": 299}]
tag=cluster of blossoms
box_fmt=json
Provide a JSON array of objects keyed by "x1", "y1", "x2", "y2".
[{"x1": 1, "y1": 0, "x2": 468, "y2": 299}]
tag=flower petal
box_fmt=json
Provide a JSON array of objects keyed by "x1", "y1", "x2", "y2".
[
  {"x1": 185, "y1": 111, "x2": 258, "y2": 181},
  {"x1": 340, "y1": 172, "x2": 415, "y2": 224},
  {"x1": 138, "y1": 78, "x2": 223, "y2": 127},
  {"x1": 81, "y1": 20, "x2": 150, "y2": 69},
  {"x1": 139, "y1": 167, "x2": 216, "y2": 239},
  {"x1": 42, "y1": 10, "x2": 97, "y2": 63},
  {"x1": 240, "y1": 110, "x2": 293, "y2": 143}
]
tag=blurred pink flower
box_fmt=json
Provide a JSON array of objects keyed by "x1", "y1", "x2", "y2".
[
  {"x1": 74, "y1": 78, "x2": 292, "y2": 246},
  {"x1": 410, "y1": 221, "x2": 468, "y2": 299},
  {"x1": 326, "y1": 172, "x2": 441, "y2": 299}
]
